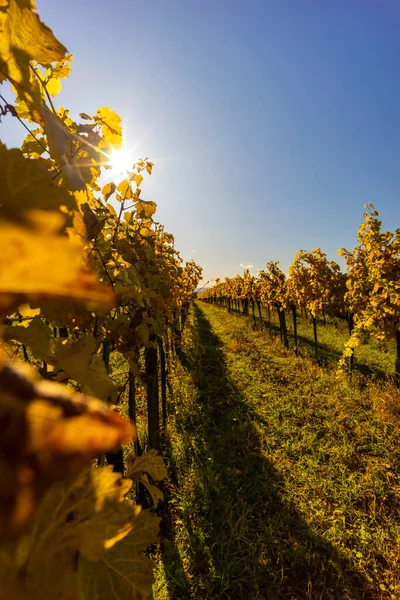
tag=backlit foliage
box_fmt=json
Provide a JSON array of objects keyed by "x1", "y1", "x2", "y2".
[
  {"x1": 200, "y1": 210, "x2": 400, "y2": 381},
  {"x1": 0, "y1": 2, "x2": 201, "y2": 598}
]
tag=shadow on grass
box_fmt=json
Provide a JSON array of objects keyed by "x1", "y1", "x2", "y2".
[{"x1": 159, "y1": 303, "x2": 376, "y2": 600}]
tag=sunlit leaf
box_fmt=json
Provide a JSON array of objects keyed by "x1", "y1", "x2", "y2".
[
  {"x1": 0, "y1": 142, "x2": 75, "y2": 221},
  {"x1": 42, "y1": 105, "x2": 86, "y2": 191},
  {"x1": 102, "y1": 182, "x2": 116, "y2": 202},
  {"x1": 0, "y1": 218, "x2": 115, "y2": 316},
  {"x1": 0, "y1": 0, "x2": 67, "y2": 122},
  {"x1": 117, "y1": 178, "x2": 133, "y2": 200},
  {"x1": 133, "y1": 173, "x2": 143, "y2": 187},
  {"x1": 46, "y1": 77, "x2": 61, "y2": 96},
  {"x1": 95, "y1": 106, "x2": 122, "y2": 150}
]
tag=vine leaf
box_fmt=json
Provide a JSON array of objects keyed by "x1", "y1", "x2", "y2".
[
  {"x1": 46, "y1": 77, "x2": 61, "y2": 96},
  {"x1": 42, "y1": 104, "x2": 86, "y2": 191},
  {"x1": 0, "y1": 143, "x2": 75, "y2": 221},
  {"x1": 95, "y1": 106, "x2": 122, "y2": 150},
  {"x1": 136, "y1": 200, "x2": 157, "y2": 219},
  {"x1": 79, "y1": 509, "x2": 160, "y2": 600},
  {"x1": 2, "y1": 317, "x2": 53, "y2": 362},
  {"x1": 102, "y1": 182, "x2": 116, "y2": 202},
  {"x1": 2, "y1": 326, "x2": 119, "y2": 402},
  {"x1": 0, "y1": 356, "x2": 134, "y2": 539},
  {"x1": 127, "y1": 449, "x2": 167, "y2": 506},
  {"x1": 0, "y1": 218, "x2": 115, "y2": 316},
  {"x1": 0, "y1": 468, "x2": 156, "y2": 600},
  {"x1": 0, "y1": 0, "x2": 67, "y2": 122},
  {"x1": 81, "y1": 355, "x2": 120, "y2": 403}
]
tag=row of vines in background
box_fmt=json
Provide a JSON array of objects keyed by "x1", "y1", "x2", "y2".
[
  {"x1": 0, "y1": 2, "x2": 201, "y2": 599},
  {"x1": 199, "y1": 206, "x2": 400, "y2": 384}
]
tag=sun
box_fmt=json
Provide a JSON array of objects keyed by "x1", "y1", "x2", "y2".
[{"x1": 109, "y1": 147, "x2": 135, "y2": 177}]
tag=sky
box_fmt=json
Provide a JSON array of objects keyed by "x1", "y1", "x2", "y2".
[{"x1": 2, "y1": 0, "x2": 400, "y2": 284}]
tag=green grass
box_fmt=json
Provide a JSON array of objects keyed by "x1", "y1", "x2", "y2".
[
  {"x1": 233, "y1": 302, "x2": 395, "y2": 379},
  {"x1": 152, "y1": 302, "x2": 400, "y2": 600}
]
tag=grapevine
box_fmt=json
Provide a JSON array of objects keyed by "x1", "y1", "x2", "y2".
[
  {"x1": 0, "y1": 2, "x2": 201, "y2": 598},
  {"x1": 200, "y1": 210, "x2": 400, "y2": 382}
]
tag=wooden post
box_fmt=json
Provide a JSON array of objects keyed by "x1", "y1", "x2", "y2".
[
  {"x1": 281, "y1": 309, "x2": 289, "y2": 349},
  {"x1": 292, "y1": 305, "x2": 298, "y2": 355},
  {"x1": 129, "y1": 371, "x2": 139, "y2": 500},
  {"x1": 347, "y1": 312, "x2": 354, "y2": 373},
  {"x1": 257, "y1": 300, "x2": 262, "y2": 321},
  {"x1": 103, "y1": 340, "x2": 124, "y2": 473},
  {"x1": 312, "y1": 316, "x2": 319, "y2": 364},
  {"x1": 128, "y1": 370, "x2": 141, "y2": 459},
  {"x1": 395, "y1": 329, "x2": 400, "y2": 388},
  {"x1": 158, "y1": 337, "x2": 167, "y2": 432},
  {"x1": 145, "y1": 337, "x2": 160, "y2": 450},
  {"x1": 278, "y1": 309, "x2": 283, "y2": 342},
  {"x1": 251, "y1": 299, "x2": 256, "y2": 326}
]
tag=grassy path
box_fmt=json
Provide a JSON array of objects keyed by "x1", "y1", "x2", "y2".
[{"x1": 152, "y1": 303, "x2": 399, "y2": 600}]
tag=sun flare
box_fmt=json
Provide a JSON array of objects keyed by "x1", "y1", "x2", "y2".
[{"x1": 109, "y1": 147, "x2": 135, "y2": 177}]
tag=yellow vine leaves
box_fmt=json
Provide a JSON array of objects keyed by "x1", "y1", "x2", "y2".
[
  {"x1": 0, "y1": 145, "x2": 114, "y2": 316},
  {"x1": 0, "y1": 0, "x2": 67, "y2": 122},
  {"x1": 41, "y1": 105, "x2": 86, "y2": 191},
  {"x1": 127, "y1": 449, "x2": 167, "y2": 506},
  {"x1": 0, "y1": 218, "x2": 114, "y2": 316},
  {"x1": 0, "y1": 143, "x2": 75, "y2": 219},
  {"x1": 80, "y1": 509, "x2": 160, "y2": 600},
  {"x1": 0, "y1": 467, "x2": 159, "y2": 600},
  {"x1": 0, "y1": 354, "x2": 134, "y2": 540},
  {"x1": 95, "y1": 106, "x2": 122, "y2": 150},
  {"x1": 0, "y1": 1, "x2": 203, "y2": 597},
  {"x1": 2, "y1": 323, "x2": 119, "y2": 402}
]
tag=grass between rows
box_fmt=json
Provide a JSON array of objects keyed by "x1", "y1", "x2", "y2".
[
  {"x1": 151, "y1": 302, "x2": 400, "y2": 600},
  {"x1": 228, "y1": 301, "x2": 395, "y2": 379}
]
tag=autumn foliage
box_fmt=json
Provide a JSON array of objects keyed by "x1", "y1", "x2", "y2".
[{"x1": 0, "y1": 2, "x2": 201, "y2": 598}]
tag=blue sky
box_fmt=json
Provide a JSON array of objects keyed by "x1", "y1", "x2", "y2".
[{"x1": 2, "y1": 0, "x2": 400, "y2": 283}]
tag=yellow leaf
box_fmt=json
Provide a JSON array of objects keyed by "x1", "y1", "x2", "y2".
[
  {"x1": 140, "y1": 227, "x2": 155, "y2": 237},
  {"x1": 102, "y1": 182, "x2": 116, "y2": 201},
  {"x1": 117, "y1": 178, "x2": 133, "y2": 199},
  {"x1": 19, "y1": 303, "x2": 41, "y2": 320},
  {"x1": 133, "y1": 173, "x2": 143, "y2": 187},
  {"x1": 0, "y1": 0, "x2": 67, "y2": 122},
  {"x1": 80, "y1": 509, "x2": 160, "y2": 600},
  {"x1": 54, "y1": 333, "x2": 96, "y2": 382},
  {"x1": 96, "y1": 106, "x2": 122, "y2": 150},
  {"x1": 81, "y1": 355, "x2": 119, "y2": 403},
  {"x1": 41, "y1": 105, "x2": 86, "y2": 191},
  {"x1": 46, "y1": 77, "x2": 61, "y2": 96},
  {"x1": 0, "y1": 218, "x2": 115, "y2": 315},
  {"x1": 0, "y1": 358, "x2": 134, "y2": 538},
  {"x1": 0, "y1": 142, "x2": 76, "y2": 221},
  {"x1": 28, "y1": 397, "x2": 132, "y2": 462},
  {"x1": 2, "y1": 317, "x2": 53, "y2": 361},
  {"x1": 127, "y1": 449, "x2": 167, "y2": 505},
  {"x1": 106, "y1": 203, "x2": 117, "y2": 216},
  {"x1": 136, "y1": 200, "x2": 157, "y2": 219}
]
